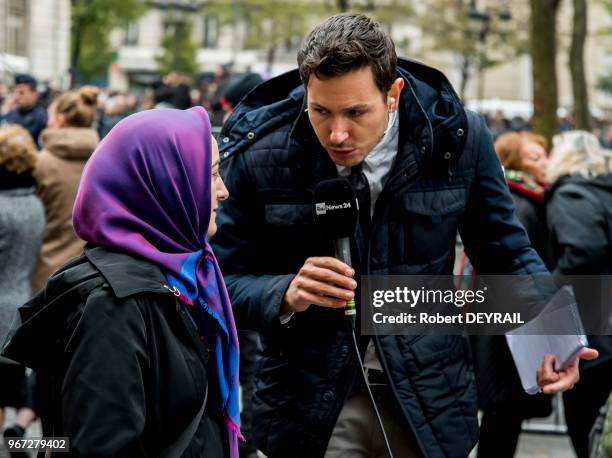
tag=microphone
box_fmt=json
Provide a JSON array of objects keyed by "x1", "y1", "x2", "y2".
[{"x1": 312, "y1": 178, "x2": 359, "y2": 323}]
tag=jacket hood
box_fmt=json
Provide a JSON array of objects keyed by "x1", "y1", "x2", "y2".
[
  {"x1": 218, "y1": 57, "x2": 467, "y2": 168},
  {"x1": 41, "y1": 127, "x2": 99, "y2": 160},
  {"x1": 1, "y1": 246, "x2": 169, "y2": 370}
]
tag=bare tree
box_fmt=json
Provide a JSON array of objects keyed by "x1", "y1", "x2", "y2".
[
  {"x1": 570, "y1": 0, "x2": 590, "y2": 130},
  {"x1": 530, "y1": 0, "x2": 561, "y2": 145}
]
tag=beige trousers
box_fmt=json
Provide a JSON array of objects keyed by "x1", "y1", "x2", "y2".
[{"x1": 324, "y1": 385, "x2": 421, "y2": 458}]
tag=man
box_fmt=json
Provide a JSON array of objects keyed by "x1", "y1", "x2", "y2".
[
  {"x1": 219, "y1": 72, "x2": 263, "y2": 124},
  {"x1": 1, "y1": 74, "x2": 47, "y2": 146},
  {"x1": 211, "y1": 13, "x2": 596, "y2": 457}
]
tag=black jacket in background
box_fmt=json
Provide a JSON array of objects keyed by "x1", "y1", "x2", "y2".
[
  {"x1": 510, "y1": 189, "x2": 550, "y2": 267},
  {"x1": 546, "y1": 173, "x2": 612, "y2": 369},
  {"x1": 1, "y1": 104, "x2": 48, "y2": 146},
  {"x1": 2, "y1": 246, "x2": 226, "y2": 457}
]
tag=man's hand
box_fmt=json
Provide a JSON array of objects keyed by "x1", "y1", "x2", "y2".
[
  {"x1": 536, "y1": 348, "x2": 599, "y2": 394},
  {"x1": 281, "y1": 257, "x2": 356, "y2": 314}
]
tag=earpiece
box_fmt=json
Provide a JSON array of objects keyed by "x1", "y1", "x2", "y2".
[{"x1": 388, "y1": 97, "x2": 396, "y2": 111}]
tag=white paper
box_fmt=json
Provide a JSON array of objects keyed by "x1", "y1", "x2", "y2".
[{"x1": 505, "y1": 285, "x2": 588, "y2": 394}]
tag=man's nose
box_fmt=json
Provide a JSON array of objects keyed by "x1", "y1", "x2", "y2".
[{"x1": 329, "y1": 118, "x2": 349, "y2": 145}]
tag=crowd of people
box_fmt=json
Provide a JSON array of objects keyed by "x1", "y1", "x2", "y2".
[
  {"x1": 0, "y1": 65, "x2": 263, "y2": 141},
  {"x1": 0, "y1": 12, "x2": 611, "y2": 458}
]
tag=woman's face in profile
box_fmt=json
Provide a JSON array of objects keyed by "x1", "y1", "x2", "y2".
[
  {"x1": 208, "y1": 136, "x2": 229, "y2": 238},
  {"x1": 520, "y1": 140, "x2": 548, "y2": 185}
]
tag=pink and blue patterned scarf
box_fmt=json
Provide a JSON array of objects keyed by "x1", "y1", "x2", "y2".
[{"x1": 73, "y1": 107, "x2": 242, "y2": 456}]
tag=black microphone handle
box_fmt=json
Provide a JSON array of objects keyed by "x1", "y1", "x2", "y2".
[
  {"x1": 333, "y1": 237, "x2": 352, "y2": 267},
  {"x1": 334, "y1": 237, "x2": 356, "y2": 324}
]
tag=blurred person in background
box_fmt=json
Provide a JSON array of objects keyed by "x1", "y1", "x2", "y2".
[
  {"x1": 508, "y1": 115, "x2": 530, "y2": 132},
  {"x1": 164, "y1": 71, "x2": 192, "y2": 110},
  {"x1": 139, "y1": 90, "x2": 155, "y2": 111},
  {"x1": 208, "y1": 64, "x2": 232, "y2": 126},
  {"x1": 487, "y1": 110, "x2": 510, "y2": 138},
  {"x1": 0, "y1": 83, "x2": 9, "y2": 115},
  {"x1": 558, "y1": 116, "x2": 574, "y2": 132},
  {"x1": 0, "y1": 124, "x2": 45, "y2": 449},
  {"x1": 546, "y1": 130, "x2": 612, "y2": 458},
  {"x1": 220, "y1": 73, "x2": 263, "y2": 125},
  {"x1": 3, "y1": 107, "x2": 239, "y2": 457},
  {"x1": 496, "y1": 132, "x2": 550, "y2": 257},
  {"x1": 98, "y1": 92, "x2": 133, "y2": 138},
  {"x1": 472, "y1": 131, "x2": 552, "y2": 458},
  {"x1": 603, "y1": 125, "x2": 612, "y2": 149},
  {"x1": 152, "y1": 73, "x2": 193, "y2": 111},
  {"x1": 153, "y1": 83, "x2": 177, "y2": 109},
  {"x1": 0, "y1": 74, "x2": 47, "y2": 146},
  {"x1": 30, "y1": 86, "x2": 100, "y2": 293}
]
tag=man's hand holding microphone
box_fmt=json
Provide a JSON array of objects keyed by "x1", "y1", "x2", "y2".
[{"x1": 281, "y1": 257, "x2": 356, "y2": 314}]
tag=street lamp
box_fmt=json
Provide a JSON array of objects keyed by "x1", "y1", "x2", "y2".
[
  {"x1": 468, "y1": 4, "x2": 491, "y2": 42},
  {"x1": 468, "y1": 1, "x2": 512, "y2": 42},
  {"x1": 466, "y1": 1, "x2": 512, "y2": 108}
]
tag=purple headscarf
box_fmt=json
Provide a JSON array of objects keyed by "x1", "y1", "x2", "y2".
[{"x1": 73, "y1": 107, "x2": 242, "y2": 456}]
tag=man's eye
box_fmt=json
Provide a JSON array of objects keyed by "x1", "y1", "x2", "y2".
[
  {"x1": 348, "y1": 110, "x2": 364, "y2": 117},
  {"x1": 313, "y1": 108, "x2": 328, "y2": 115}
]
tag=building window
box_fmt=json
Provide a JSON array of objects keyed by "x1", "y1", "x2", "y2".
[
  {"x1": 123, "y1": 21, "x2": 139, "y2": 46},
  {"x1": 203, "y1": 15, "x2": 219, "y2": 48},
  {"x1": 6, "y1": 0, "x2": 28, "y2": 56}
]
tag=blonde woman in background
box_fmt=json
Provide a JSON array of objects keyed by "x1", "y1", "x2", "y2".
[
  {"x1": 30, "y1": 86, "x2": 100, "y2": 293},
  {"x1": 546, "y1": 130, "x2": 612, "y2": 458},
  {"x1": 0, "y1": 124, "x2": 45, "y2": 448}
]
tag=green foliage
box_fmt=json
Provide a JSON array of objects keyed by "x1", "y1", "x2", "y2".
[
  {"x1": 204, "y1": 0, "x2": 413, "y2": 69},
  {"x1": 205, "y1": 0, "x2": 323, "y2": 66},
  {"x1": 71, "y1": 0, "x2": 146, "y2": 83},
  {"x1": 340, "y1": 0, "x2": 414, "y2": 26},
  {"x1": 597, "y1": 73, "x2": 612, "y2": 95},
  {"x1": 598, "y1": 0, "x2": 612, "y2": 34},
  {"x1": 156, "y1": 18, "x2": 199, "y2": 76},
  {"x1": 418, "y1": 0, "x2": 529, "y2": 98}
]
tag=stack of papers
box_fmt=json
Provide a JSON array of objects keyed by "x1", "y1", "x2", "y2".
[{"x1": 505, "y1": 285, "x2": 588, "y2": 394}]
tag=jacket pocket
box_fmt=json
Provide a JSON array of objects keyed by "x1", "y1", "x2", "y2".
[
  {"x1": 395, "y1": 187, "x2": 466, "y2": 268},
  {"x1": 264, "y1": 203, "x2": 313, "y2": 227},
  {"x1": 401, "y1": 187, "x2": 466, "y2": 217}
]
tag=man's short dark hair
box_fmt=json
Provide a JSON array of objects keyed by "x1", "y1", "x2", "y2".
[
  {"x1": 297, "y1": 13, "x2": 397, "y2": 94},
  {"x1": 14, "y1": 73, "x2": 37, "y2": 90}
]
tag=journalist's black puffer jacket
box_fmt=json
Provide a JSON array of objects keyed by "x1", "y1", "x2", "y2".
[{"x1": 211, "y1": 58, "x2": 550, "y2": 458}]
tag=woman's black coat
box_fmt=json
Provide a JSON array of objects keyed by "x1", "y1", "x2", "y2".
[{"x1": 2, "y1": 246, "x2": 227, "y2": 457}]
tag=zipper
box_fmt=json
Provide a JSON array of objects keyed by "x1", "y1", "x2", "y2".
[{"x1": 368, "y1": 200, "x2": 428, "y2": 457}]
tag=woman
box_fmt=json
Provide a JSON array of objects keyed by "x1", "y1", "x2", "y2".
[
  {"x1": 3, "y1": 107, "x2": 241, "y2": 457},
  {"x1": 496, "y1": 131, "x2": 550, "y2": 259},
  {"x1": 546, "y1": 130, "x2": 612, "y2": 458},
  {"x1": 472, "y1": 131, "x2": 552, "y2": 458},
  {"x1": 0, "y1": 124, "x2": 45, "y2": 443},
  {"x1": 31, "y1": 86, "x2": 100, "y2": 293}
]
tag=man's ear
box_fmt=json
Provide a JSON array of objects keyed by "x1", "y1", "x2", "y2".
[{"x1": 387, "y1": 78, "x2": 405, "y2": 112}]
